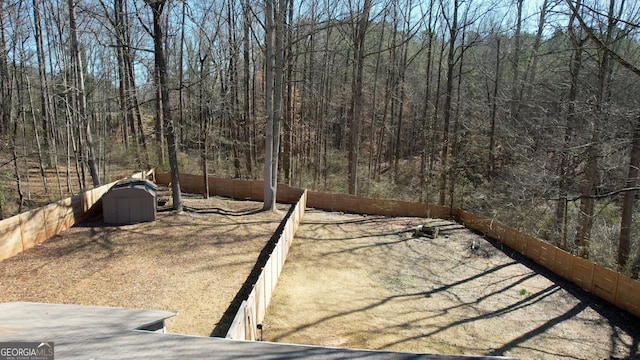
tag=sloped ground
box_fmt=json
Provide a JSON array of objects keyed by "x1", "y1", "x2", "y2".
[
  {"x1": 264, "y1": 209, "x2": 640, "y2": 359},
  {"x1": 0, "y1": 195, "x2": 289, "y2": 337}
]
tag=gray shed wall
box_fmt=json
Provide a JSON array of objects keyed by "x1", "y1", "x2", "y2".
[{"x1": 103, "y1": 183, "x2": 157, "y2": 224}]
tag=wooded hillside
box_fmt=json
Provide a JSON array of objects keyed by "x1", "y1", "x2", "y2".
[{"x1": 0, "y1": 0, "x2": 638, "y2": 275}]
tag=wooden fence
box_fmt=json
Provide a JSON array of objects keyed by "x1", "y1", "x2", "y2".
[
  {"x1": 224, "y1": 190, "x2": 307, "y2": 340},
  {"x1": 152, "y1": 172, "x2": 308, "y2": 340},
  {"x1": 155, "y1": 172, "x2": 303, "y2": 204},
  {"x1": 0, "y1": 170, "x2": 151, "y2": 262},
  {"x1": 154, "y1": 172, "x2": 640, "y2": 325},
  {"x1": 306, "y1": 190, "x2": 452, "y2": 219},
  {"x1": 454, "y1": 209, "x2": 640, "y2": 318},
  {"x1": 2, "y1": 170, "x2": 638, "y2": 340}
]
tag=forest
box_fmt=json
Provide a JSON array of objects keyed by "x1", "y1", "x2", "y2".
[{"x1": 0, "y1": 0, "x2": 639, "y2": 276}]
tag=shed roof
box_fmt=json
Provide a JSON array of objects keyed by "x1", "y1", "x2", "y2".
[{"x1": 111, "y1": 178, "x2": 158, "y2": 192}]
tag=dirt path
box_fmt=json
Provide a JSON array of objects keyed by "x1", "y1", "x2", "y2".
[
  {"x1": 0, "y1": 195, "x2": 288, "y2": 337},
  {"x1": 264, "y1": 209, "x2": 640, "y2": 359}
]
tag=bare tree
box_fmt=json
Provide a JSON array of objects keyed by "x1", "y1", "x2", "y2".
[
  {"x1": 68, "y1": 0, "x2": 100, "y2": 186},
  {"x1": 438, "y1": 0, "x2": 460, "y2": 206},
  {"x1": 566, "y1": 0, "x2": 640, "y2": 265},
  {"x1": 509, "y1": 0, "x2": 523, "y2": 122},
  {"x1": 146, "y1": 0, "x2": 182, "y2": 211},
  {"x1": 488, "y1": 35, "x2": 501, "y2": 179},
  {"x1": 348, "y1": 0, "x2": 372, "y2": 195},
  {"x1": 619, "y1": 116, "x2": 640, "y2": 268},
  {"x1": 242, "y1": 0, "x2": 254, "y2": 177},
  {"x1": 558, "y1": 0, "x2": 585, "y2": 249},
  {"x1": 419, "y1": 0, "x2": 437, "y2": 202},
  {"x1": 263, "y1": 0, "x2": 287, "y2": 211},
  {"x1": 0, "y1": 0, "x2": 12, "y2": 135}
]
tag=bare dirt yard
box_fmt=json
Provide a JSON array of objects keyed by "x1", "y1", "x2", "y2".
[
  {"x1": 0, "y1": 195, "x2": 289, "y2": 337},
  {"x1": 264, "y1": 209, "x2": 640, "y2": 359}
]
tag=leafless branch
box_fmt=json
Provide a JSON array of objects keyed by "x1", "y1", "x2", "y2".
[
  {"x1": 566, "y1": 0, "x2": 640, "y2": 78},
  {"x1": 550, "y1": 187, "x2": 640, "y2": 202}
]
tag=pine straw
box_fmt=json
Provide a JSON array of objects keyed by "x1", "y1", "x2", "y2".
[{"x1": 0, "y1": 195, "x2": 288, "y2": 337}]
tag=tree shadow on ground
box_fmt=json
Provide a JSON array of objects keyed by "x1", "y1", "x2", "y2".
[
  {"x1": 209, "y1": 205, "x2": 297, "y2": 337},
  {"x1": 296, "y1": 216, "x2": 464, "y2": 245},
  {"x1": 268, "y1": 216, "x2": 640, "y2": 358},
  {"x1": 42, "y1": 202, "x2": 283, "y2": 261},
  {"x1": 481, "y1": 235, "x2": 640, "y2": 359},
  {"x1": 268, "y1": 261, "x2": 522, "y2": 341}
]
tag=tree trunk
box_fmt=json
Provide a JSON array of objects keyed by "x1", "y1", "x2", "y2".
[
  {"x1": 199, "y1": 55, "x2": 210, "y2": 199},
  {"x1": 521, "y1": 0, "x2": 549, "y2": 101},
  {"x1": 348, "y1": 0, "x2": 371, "y2": 195},
  {"x1": 178, "y1": 0, "x2": 186, "y2": 148},
  {"x1": 573, "y1": 130, "x2": 598, "y2": 257},
  {"x1": 148, "y1": 0, "x2": 182, "y2": 211},
  {"x1": 282, "y1": 0, "x2": 295, "y2": 185},
  {"x1": 367, "y1": 11, "x2": 386, "y2": 192},
  {"x1": 419, "y1": 2, "x2": 434, "y2": 202},
  {"x1": 32, "y1": 0, "x2": 48, "y2": 148},
  {"x1": 375, "y1": 59, "x2": 393, "y2": 180},
  {"x1": 16, "y1": 64, "x2": 32, "y2": 201},
  {"x1": 26, "y1": 75, "x2": 49, "y2": 200},
  {"x1": 558, "y1": 0, "x2": 583, "y2": 248},
  {"x1": 393, "y1": 25, "x2": 409, "y2": 183},
  {"x1": 488, "y1": 37, "x2": 501, "y2": 179},
  {"x1": 0, "y1": 1, "x2": 10, "y2": 135},
  {"x1": 573, "y1": 0, "x2": 614, "y2": 257},
  {"x1": 11, "y1": 118, "x2": 24, "y2": 215},
  {"x1": 126, "y1": 52, "x2": 150, "y2": 166},
  {"x1": 242, "y1": 0, "x2": 253, "y2": 177},
  {"x1": 263, "y1": 0, "x2": 285, "y2": 211},
  {"x1": 68, "y1": 0, "x2": 100, "y2": 186},
  {"x1": 510, "y1": 0, "x2": 523, "y2": 122},
  {"x1": 439, "y1": 0, "x2": 458, "y2": 206},
  {"x1": 113, "y1": 0, "x2": 131, "y2": 150},
  {"x1": 430, "y1": 37, "x2": 446, "y2": 187},
  {"x1": 618, "y1": 115, "x2": 640, "y2": 268},
  {"x1": 448, "y1": 27, "x2": 466, "y2": 211}
]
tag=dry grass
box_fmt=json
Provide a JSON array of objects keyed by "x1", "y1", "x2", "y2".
[
  {"x1": 2, "y1": 188, "x2": 639, "y2": 359},
  {"x1": 0, "y1": 195, "x2": 288, "y2": 337},
  {"x1": 264, "y1": 210, "x2": 640, "y2": 359}
]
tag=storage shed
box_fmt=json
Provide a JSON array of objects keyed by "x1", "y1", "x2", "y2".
[{"x1": 102, "y1": 179, "x2": 158, "y2": 224}]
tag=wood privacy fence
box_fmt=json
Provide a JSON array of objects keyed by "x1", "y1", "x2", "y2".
[
  {"x1": 153, "y1": 172, "x2": 307, "y2": 340},
  {"x1": 1, "y1": 170, "x2": 638, "y2": 340},
  {"x1": 153, "y1": 172, "x2": 640, "y2": 339},
  {"x1": 224, "y1": 190, "x2": 307, "y2": 340},
  {"x1": 0, "y1": 170, "x2": 151, "y2": 262},
  {"x1": 454, "y1": 209, "x2": 640, "y2": 319},
  {"x1": 154, "y1": 172, "x2": 303, "y2": 204}
]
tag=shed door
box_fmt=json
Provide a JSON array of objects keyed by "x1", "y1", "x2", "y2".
[{"x1": 115, "y1": 197, "x2": 145, "y2": 223}]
